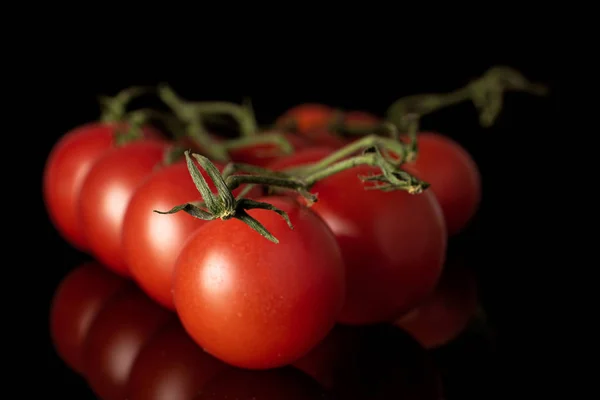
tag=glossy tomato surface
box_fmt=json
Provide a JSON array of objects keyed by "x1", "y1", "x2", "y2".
[
  {"x1": 78, "y1": 139, "x2": 170, "y2": 276},
  {"x1": 127, "y1": 320, "x2": 229, "y2": 400},
  {"x1": 82, "y1": 287, "x2": 173, "y2": 400},
  {"x1": 173, "y1": 196, "x2": 345, "y2": 369},
  {"x1": 402, "y1": 132, "x2": 482, "y2": 235},
  {"x1": 269, "y1": 150, "x2": 447, "y2": 325},
  {"x1": 43, "y1": 122, "x2": 160, "y2": 250},
  {"x1": 50, "y1": 262, "x2": 128, "y2": 374},
  {"x1": 123, "y1": 158, "x2": 261, "y2": 310},
  {"x1": 194, "y1": 367, "x2": 330, "y2": 400},
  {"x1": 395, "y1": 257, "x2": 479, "y2": 349},
  {"x1": 228, "y1": 132, "x2": 313, "y2": 167}
]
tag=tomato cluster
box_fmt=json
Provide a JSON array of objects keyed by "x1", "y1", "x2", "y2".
[{"x1": 46, "y1": 68, "x2": 544, "y2": 394}]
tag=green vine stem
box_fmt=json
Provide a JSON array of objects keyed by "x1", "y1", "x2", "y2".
[
  {"x1": 157, "y1": 84, "x2": 294, "y2": 164},
  {"x1": 98, "y1": 86, "x2": 156, "y2": 123},
  {"x1": 155, "y1": 132, "x2": 426, "y2": 243},
  {"x1": 385, "y1": 65, "x2": 549, "y2": 130}
]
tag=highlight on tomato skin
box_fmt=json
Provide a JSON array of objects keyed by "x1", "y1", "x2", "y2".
[
  {"x1": 82, "y1": 285, "x2": 174, "y2": 400},
  {"x1": 394, "y1": 254, "x2": 480, "y2": 349},
  {"x1": 49, "y1": 262, "x2": 129, "y2": 374},
  {"x1": 193, "y1": 366, "x2": 332, "y2": 400},
  {"x1": 42, "y1": 122, "x2": 162, "y2": 251},
  {"x1": 126, "y1": 320, "x2": 230, "y2": 400}
]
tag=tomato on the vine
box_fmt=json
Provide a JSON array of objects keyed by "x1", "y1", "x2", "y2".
[
  {"x1": 43, "y1": 122, "x2": 161, "y2": 251},
  {"x1": 50, "y1": 262, "x2": 128, "y2": 374},
  {"x1": 401, "y1": 132, "x2": 482, "y2": 235},
  {"x1": 268, "y1": 150, "x2": 447, "y2": 325},
  {"x1": 78, "y1": 139, "x2": 170, "y2": 276},
  {"x1": 127, "y1": 320, "x2": 228, "y2": 400},
  {"x1": 172, "y1": 196, "x2": 345, "y2": 369},
  {"x1": 394, "y1": 256, "x2": 479, "y2": 349},
  {"x1": 228, "y1": 132, "x2": 314, "y2": 167},
  {"x1": 83, "y1": 287, "x2": 173, "y2": 400},
  {"x1": 276, "y1": 103, "x2": 335, "y2": 134},
  {"x1": 123, "y1": 158, "x2": 261, "y2": 310}
]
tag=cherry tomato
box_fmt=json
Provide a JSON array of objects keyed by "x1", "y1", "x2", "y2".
[
  {"x1": 82, "y1": 286, "x2": 173, "y2": 400},
  {"x1": 268, "y1": 150, "x2": 447, "y2": 325},
  {"x1": 401, "y1": 132, "x2": 482, "y2": 235},
  {"x1": 78, "y1": 139, "x2": 170, "y2": 276},
  {"x1": 308, "y1": 110, "x2": 382, "y2": 149},
  {"x1": 194, "y1": 367, "x2": 330, "y2": 400},
  {"x1": 50, "y1": 262, "x2": 128, "y2": 374},
  {"x1": 395, "y1": 256, "x2": 479, "y2": 349},
  {"x1": 344, "y1": 110, "x2": 381, "y2": 128},
  {"x1": 172, "y1": 196, "x2": 345, "y2": 369},
  {"x1": 43, "y1": 122, "x2": 161, "y2": 251},
  {"x1": 127, "y1": 320, "x2": 229, "y2": 400},
  {"x1": 123, "y1": 158, "x2": 261, "y2": 311},
  {"x1": 267, "y1": 146, "x2": 335, "y2": 172},
  {"x1": 276, "y1": 103, "x2": 335, "y2": 134},
  {"x1": 228, "y1": 132, "x2": 314, "y2": 167}
]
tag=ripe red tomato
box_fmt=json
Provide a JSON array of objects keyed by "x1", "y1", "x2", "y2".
[
  {"x1": 267, "y1": 150, "x2": 447, "y2": 325},
  {"x1": 172, "y1": 196, "x2": 345, "y2": 369},
  {"x1": 50, "y1": 262, "x2": 128, "y2": 374},
  {"x1": 78, "y1": 139, "x2": 170, "y2": 276},
  {"x1": 194, "y1": 367, "x2": 330, "y2": 400},
  {"x1": 401, "y1": 132, "x2": 482, "y2": 235},
  {"x1": 123, "y1": 159, "x2": 261, "y2": 310},
  {"x1": 43, "y1": 122, "x2": 161, "y2": 251},
  {"x1": 308, "y1": 110, "x2": 382, "y2": 149},
  {"x1": 127, "y1": 320, "x2": 229, "y2": 400},
  {"x1": 394, "y1": 256, "x2": 479, "y2": 349},
  {"x1": 82, "y1": 287, "x2": 173, "y2": 400},
  {"x1": 228, "y1": 132, "x2": 314, "y2": 167},
  {"x1": 267, "y1": 146, "x2": 335, "y2": 172},
  {"x1": 276, "y1": 103, "x2": 335, "y2": 134}
]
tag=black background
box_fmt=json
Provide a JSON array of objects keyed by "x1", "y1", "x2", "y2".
[{"x1": 21, "y1": 44, "x2": 560, "y2": 398}]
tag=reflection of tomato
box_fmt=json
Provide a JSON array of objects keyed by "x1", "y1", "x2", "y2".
[
  {"x1": 43, "y1": 122, "x2": 161, "y2": 251},
  {"x1": 195, "y1": 367, "x2": 330, "y2": 400},
  {"x1": 395, "y1": 257, "x2": 479, "y2": 349},
  {"x1": 127, "y1": 320, "x2": 229, "y2": 400},
  {"x1": 78, "y1": 139, "x2": 170, "y2": 276},
  {"x1": 50, "y1": 262, "x2": 128, "y2": 374},
  {"x1": 83, "y1": 287, "x2": 173, "y2": 400},
  {"x1": 173, "y1": 196, "x2": 345, "y2": 370}
]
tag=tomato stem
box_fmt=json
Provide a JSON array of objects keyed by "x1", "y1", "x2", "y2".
[
  {"x1": 98, "y1": 86, "x2": 156, "y2": 123},
  {"x1": 386, "y1": 65, "x2": 549, "y2": 130}
]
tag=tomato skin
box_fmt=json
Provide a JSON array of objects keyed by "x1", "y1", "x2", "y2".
[
  {"x1": 194, "y1": 367, "x2": 331, "y2": 400},
  {"x1": 78, "y1": 139, "x2": 170, "y2": 276},
  {"x1": 127, "y1": 320, "x2": 229, "y2": 400},
  {"x1": 82, "y1": 286, "x2": 173, "y2": 400},
  {"x1": 269, "y1": 150, "x2": 447, "y2": 325},
  {"x1": 172, "y1": 196, "x2": 345, "y2": 370},
  {"x1": 276, "y1": 103, "x2": 335, "y2": 134},
  {"x1": 267, "y1": 146, "x2": 335, "y2": 172},
  {"x1": 402, "y1": 132, "x2": 482, "y2": 235},
  {"x1": 123, "y1": 159, "x2": 261, "y2": 310},
  {"x1": 50, "y1": 262, "x2": 128, "y2": 374},
  {"x1": 394, "y1": 257, "x2": 479, "y2": 349},
  {"x1": 43, "y1": 122, "x2": 161, "y2": 251},
  {"x1": 228, "y1": 132, "x2": 314, "y2": 167}
]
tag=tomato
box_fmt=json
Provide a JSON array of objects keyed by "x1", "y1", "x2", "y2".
[
  {"x1": 127, "y1": 320, "x2": 229, "y2": 400},
  {"x1": 172, "y1": 196, "x2": 345, "y2": 369},
  {"x1": 344, "y1": 110, "x2": 381, "y2": 128},
  {"x1": 78, "y1": 139, "x2": 170, "y2": 276},
  {"x1": 401, "y1": 132, "x2": 482, "y2": 235},
  {"x1": 82, "y1": 286, "x2": 173, "y2": 400},
  {"x1": 395, "y1": 256, "x2": 479, "y2": 349},
  {"x1": 194, "y1": 367, "x2": 330, "y2": 400},
  {"x1": 276, "y1": 103, "x2": 335, "y2": 134},
  {"x1": 228, "y1": 132, "x2": 314, "y2": 167},
  {"x1": 50, "y1": 262, "x2": 128, "y2": 374},
  {"x1": 123, "y1": 159, "x2": 261, "y2": 311},
  {"x1": 43, "y1": 122, "x2": 161, "y2": 251},
  {"x1": 268, "y1": 150, "x2": 447, "y2": 325},
  {"x1": 267, "y1": 146, "x2": 335, "y2": 172}
]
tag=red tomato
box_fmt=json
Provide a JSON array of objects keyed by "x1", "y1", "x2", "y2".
[
  {"x1": 43, "y1": 122, "x2": 161, "y2": 251},
  {"x1": 401, "y1": 132, "x2": 482, "y2": 235},
  {"x1": 50, "y1": 262, "x2": 128, "y2": 374},
  {"x1": 78, "y1": 139, "x2": 170, "y2": 276},
  {"x1": 82, "y1": 287, "x2": 173, "y2": 400},
  {"x1": 395, "y1": 257, "x2": 479, "y2": 349},
  {"x1": 172, "y1": 196, "x2": 345, "y2": 369},
  {"x1": 228, "y1": 132, "x2": 314, "y2": 167},
  {"x1": 344, "y1": 110, "x2": 380, "y2": 127},
  {"x1": 127, "y1": 320, "x2": 229, "y2": 400},
  {"x1": 309, "y1": 110, "x2": 382, "y2": 149},
  {"x1": 267, "y1": 150, "x2": 447, "y2": 325},
  {"x1": 276, "y1": 103, "x2": 335, "y2": 134},
  {"x1": 194, "y1": 367, "x2": 330, "y2": 400},
  {"x1": 267, "y1": 146, "x2": 335, "y2": 172},
  {"x1": 123, "y1": 159, "x2": 261, "y2": 310}
]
